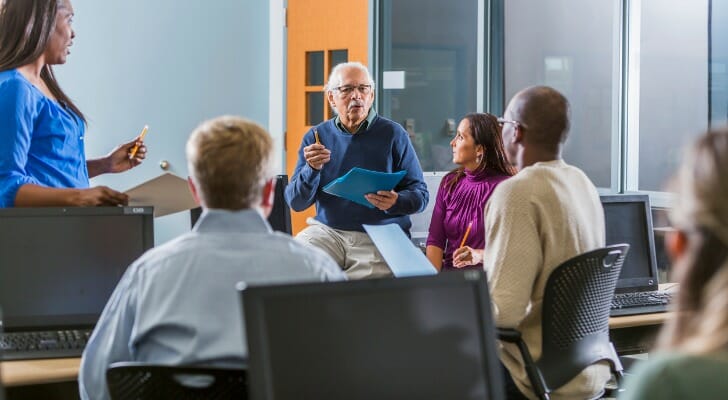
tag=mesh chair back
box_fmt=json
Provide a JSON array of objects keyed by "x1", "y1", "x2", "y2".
[
  {"x1": 537, "y1": 244, "x2": 629, "y2": 390},
  {"x1": 106, "y1": 362, "x2": 246, "y2": 400}
]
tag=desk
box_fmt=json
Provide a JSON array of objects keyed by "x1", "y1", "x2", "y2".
[
  {"x1": 0, "y1": 313, "x2": 671, "y2": 387},
  {"x1": 609, "y1": 312, "x2": 671, "y2": 329},
  {"x1": 609, "y1": 312, "x2": 673, "y2": 354},
  {"x1": 1, "y1": 358, "x2": 80, "y2": 387},
  {"x1": 1, "y1": 358, "x2": 80, "y2": 400}
]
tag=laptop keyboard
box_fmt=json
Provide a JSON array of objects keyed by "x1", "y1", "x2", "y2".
[{"x1": 0, "y1": 329, "x2": 92, "y2": 360}]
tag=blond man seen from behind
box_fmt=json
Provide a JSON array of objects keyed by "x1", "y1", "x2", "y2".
[{"x1": 79, "y1": 116, "x2": 345, "y2": 400}]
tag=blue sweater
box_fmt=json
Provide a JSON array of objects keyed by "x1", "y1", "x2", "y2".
[{"x1": 285, "y1": 115, "x2": 428, "y2": 233}]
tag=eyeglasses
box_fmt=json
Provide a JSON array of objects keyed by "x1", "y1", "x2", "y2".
[
  {"x1": 497, "y1": 117, "x2": 524, "y2": 129},
  {"x1": 333, "y1": 84, "x2": 372, "y2": 96}
]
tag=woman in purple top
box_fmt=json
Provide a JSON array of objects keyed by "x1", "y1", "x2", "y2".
[{"x1": 426, "y1": 113, "x2": 515, "y2": 271}]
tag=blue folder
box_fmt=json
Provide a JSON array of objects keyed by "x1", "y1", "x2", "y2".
[
  {"x1": 322, "y1": 167, "x2": 407, "y2": 208},
  {"x1": 363, "y1": 224, "x2": 438, "y2": 277}
]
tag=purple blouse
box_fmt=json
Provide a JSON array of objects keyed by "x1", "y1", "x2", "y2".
[{"x1": 426, "y1": 168, "x2": 510, "y2": 271}]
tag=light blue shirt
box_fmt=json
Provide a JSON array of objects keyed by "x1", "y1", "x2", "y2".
[
  {"x1": 0, "y1": 69, "x2": 88, "y2": 207},
  {"x1": 78, "y1": 208, "x2": 345, "y2": 400}
]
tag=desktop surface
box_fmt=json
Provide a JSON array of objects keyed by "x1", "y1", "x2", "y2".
[{"x1": 0, "y1": 358, "x2": 80, "y2": 387}]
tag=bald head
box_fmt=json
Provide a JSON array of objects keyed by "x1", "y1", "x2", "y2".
[{"x1": 507, "y1": 86, "x2": 570, "y2": 150}]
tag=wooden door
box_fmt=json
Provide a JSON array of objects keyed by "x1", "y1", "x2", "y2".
[{"x1": 286, "y1": 0, "x2": 368, "y2": 234}]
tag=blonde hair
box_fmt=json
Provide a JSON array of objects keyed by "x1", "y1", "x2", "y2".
[
  {"x1": 658, "y1": 127, "x2": 728, "y2": 354},
  {"x1": 186, "y1": 116, "x2": 274, "y2": 210}
]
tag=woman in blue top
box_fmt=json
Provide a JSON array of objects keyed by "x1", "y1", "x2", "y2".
[{"x1": 0, "y1": 0, "x2": 146, "y2": 207}]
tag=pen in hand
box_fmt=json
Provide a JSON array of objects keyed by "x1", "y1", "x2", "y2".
[
  {"x1": 314, "y1": 129, "x2": 321, "y2": 145},
  {"x1": 129, "y1": 125, "x2": 148, "y2": 159}
]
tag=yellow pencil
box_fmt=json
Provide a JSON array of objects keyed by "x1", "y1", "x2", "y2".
[
  {"x1": 314, "y1": 129, "x2": 320, "y2": 145},
  {"x1": 459, "y1": 221, "x2": 473, "y2": 248},
  {"x1": 129, "y1": 125, "x2": 148, "y2": 159}
]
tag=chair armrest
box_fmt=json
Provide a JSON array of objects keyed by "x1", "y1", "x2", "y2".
[{"x1": 497, "y1": 328, "x2": 522, "y2": 343}]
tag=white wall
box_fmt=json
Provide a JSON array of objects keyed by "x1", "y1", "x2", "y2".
[{"x1": 56, "y1": 0, "x2": 280, "y2": 244}]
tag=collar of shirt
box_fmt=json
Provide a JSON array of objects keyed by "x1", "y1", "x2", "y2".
[
  {"x1": 530, "y1": 159, "x2": 568, "y2": 169},
  {"x1": 193, "y1": 208, "x2": 273, "y2": 234},
  {"x1": 334, "y1": 108, "x2": 377, "y2": 134}
]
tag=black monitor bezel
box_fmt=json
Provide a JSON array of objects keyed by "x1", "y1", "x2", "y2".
[
  {"x1": 241, "y1": 270, "x2": 504, "y2": 400},
  {"x1": 600, "y1": 194, "x2": 660, "y2": 293},
  {"x1": 0, "y1": 206, "x2": 154, "y2": 330}
]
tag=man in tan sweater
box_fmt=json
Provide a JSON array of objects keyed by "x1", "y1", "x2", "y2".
[{"x1": 484, "y1": 86, "x2": 608, "y2": 400}]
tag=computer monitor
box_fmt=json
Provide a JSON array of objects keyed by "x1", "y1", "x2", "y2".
[
  {"x1": 190, "y1": 174, "x2": 292, "y2": 234},
  {"x1": 0, "y1": 207, "x2": 154, "y2": 331},
  {"x1": 241, "y1": 270, "x2": 504, "y2": 400},
  {"x1": 600, "y1": 195, "x2": 660, "y2": 293}
]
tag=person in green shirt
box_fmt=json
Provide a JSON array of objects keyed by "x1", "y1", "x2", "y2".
[{"x1": 622, "y1": 127, "x2": 728, "y2": 400}]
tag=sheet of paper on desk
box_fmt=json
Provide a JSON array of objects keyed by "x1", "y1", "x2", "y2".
[
  {"x1": 124, "y1": 172, "x2": 198, "y2": 217},
  {"x1": 323, "y1": 167, "x2": 407, "y2": 208},
  {"x1": 363, "y1": 223, "x2": 437, "y2": 277}
]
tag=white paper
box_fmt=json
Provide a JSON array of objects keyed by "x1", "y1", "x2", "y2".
[
  {"x1": 382, "y1": 71, "x2": 406, "y2": 89},
  {"x1": 125, "y1": 173, "x2": 198, "y2": 217},
  {"x1": 363, "y1": 223, "x2": 437, "y2": 278}
]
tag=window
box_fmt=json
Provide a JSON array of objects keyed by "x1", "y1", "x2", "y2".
[
  {"x1": 376, "y1": 0, "x2": 727, "y2": 200},
  {"x1": 377, "y1": 0, "x2": 479, "y2": 171},
  {"x1": 306, "y1": 91, "x2": 324, "y2": 126},
  {"x1": 304, "y1": 51, "x2": 328, "y2": 125},
  {"x1": 329, "y1": 49, "x2": 348, "y2": 72},
  {"x1": 711, "y1": 1, "x2": 728, "y2": 125},
  {"x1": 327, "y1": 50, "x2": 348, "y2": 119},
  {"x1": 306, "y1": 51, "x2": 325, "y2": 86},
  {"x1": 633, "y1": 0, "x2": 709, "y2": 192},
  {"x1": 504, "y1": 0, "x2": 620, "y2": 189}
]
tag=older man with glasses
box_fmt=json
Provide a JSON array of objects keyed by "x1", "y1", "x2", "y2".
[{"x1": 285, "y1": 61, "x2": 428, "y2": 279}]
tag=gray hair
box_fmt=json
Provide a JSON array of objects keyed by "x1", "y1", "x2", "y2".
[{"x1": 325, "y1": 61, "x2": 376, "y2": 92}]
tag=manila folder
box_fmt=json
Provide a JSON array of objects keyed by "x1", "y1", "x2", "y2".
[{"x1": 125, "y1": 173, "x2": 198, "y2": 217}]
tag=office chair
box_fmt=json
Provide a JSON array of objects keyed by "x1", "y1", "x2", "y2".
[
  {"x1": 106, "y1": 362, "x2": 246, "y2": 400},
  {"x1": 497, "y1": 244, "x2": 629, "y2": 400}
]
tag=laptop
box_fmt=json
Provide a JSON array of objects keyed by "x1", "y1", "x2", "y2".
[
  {"x1": 0, "y1": 207, "x2": 154, "y2": 360},
  {"x1": 601, "y1": 195, "x2": 672, "y2": 317},
  {"x1": 240, "y1": 270, "x2": 504, "y2": 400}
]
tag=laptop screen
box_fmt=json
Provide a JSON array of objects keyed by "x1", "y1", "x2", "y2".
[
  {"x1": 241, "y1": 270, "x2": 504, "y2": 400},
  {"x1": 601, "y1": 195, "x2": 659, "y2": 293},
  {"x1": 0, "y1": 207, "x2": 154, "y2": 331}
]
